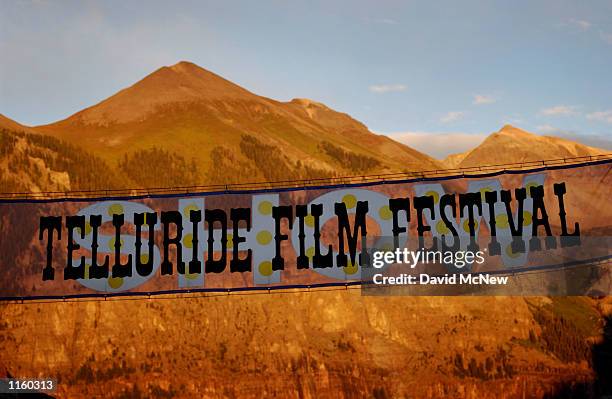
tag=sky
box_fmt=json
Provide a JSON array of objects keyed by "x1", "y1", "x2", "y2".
[{"x1": 1, "y1": 0, "x2": 611, "y2": 158}]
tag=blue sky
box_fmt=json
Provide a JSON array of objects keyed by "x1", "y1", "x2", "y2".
[{"x1": 1, "y1": 0, "x2": 611, "y2": 157}]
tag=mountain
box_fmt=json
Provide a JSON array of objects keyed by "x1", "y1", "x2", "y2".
[
  {"x1": 2, "y1": 65, "x2": 611, "y2": 398},
  {"x1": 35, "y1": 61, "x2": 441, "y2": 186},
  {"x1": 0, "y1": 113, "x2": 33, "y2": 132},
  {"x1": 0, "y1": 127, "x2": 128, "y2": 193},
  {"x1": 444, "y1": 125, "x2": 607, "y2": 168}
]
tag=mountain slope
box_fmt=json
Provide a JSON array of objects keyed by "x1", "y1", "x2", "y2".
[
  {"x1": 35, "y1": 61, "x2": 441, "y2": 184},
  {"x1": 445, "y1": 125, "x2": 607, "y2": 168},
  {"x1": 0, "y1": 128, "x2": 129, "y2": 193},
  {"x1": 0, "y1": 113, "x2": 33, "y2": 133}
]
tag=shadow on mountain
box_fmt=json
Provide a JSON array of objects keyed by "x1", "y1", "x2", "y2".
[{"x1": 545, "y1": 315, "x2": 612, "y2": 398}]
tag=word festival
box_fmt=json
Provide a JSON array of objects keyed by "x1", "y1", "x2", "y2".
[{"x1": 38, "y1": 181, "x2": 580, "y2": 282}]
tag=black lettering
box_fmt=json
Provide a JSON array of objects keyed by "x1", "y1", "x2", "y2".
[
  {"x1": 389, "y1": 198, "x2": 410, "y2": 249},
  {"x1": 135, "y1": 212, "x2": 157, "y2": 277},
  {"x1": 205, "y1": 209, "x2": 227, "y2": 273},
  {"x1": 484, "y1": 191, "x2": 501, "y2": 256},
  {"x1": 529, "y1": 185, "x2": 556, "y2": 251},
  {"x1": 554, "y1": 182, "x2": 580, "y2": 247},
  {"x1": 161, "y1": 211, "x2": 184, "y2": 275},
  {"x1": 65, "y1": 215, "x2": 86, "y2": 280},
  {"x1": 188, "y1": 210, "x2": 202, "y2": 274},
  {"x1": 335, "y1": 201, "x2": 368, "y2": 267},
  {"x1": 230, "y1": 208, "x2": 251, "y2": 273},
  {"x1": 39, "y1": 216, "x2": 62, "y2": 281},
  {"x1": 295, "y1": 205, "x2": 309, "y2": 269},
  {"x1": 271, "y1": 206, "x2": 291, "y2": 271},
  {"x1": 440, "y1": 194, "x2": 459, "y2": 252}
]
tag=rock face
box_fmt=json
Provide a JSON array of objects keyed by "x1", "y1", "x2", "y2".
[
  {"x1": 0, "y1": 293, "x2": 600, "y2": 398},
  {"x1": 443, "y1": 125, "x2": 607, "y2": 169}
]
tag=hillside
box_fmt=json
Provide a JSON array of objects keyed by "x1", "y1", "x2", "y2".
[
  {"x1": 444, "y1": 125, "x2": 607, "y2": 168},
  {"x1": 34, "y1": 61, "x2": 442, "y2": 185},
  {"x1": 0, "y1": 113, "x2": 33, "y2": 133},
  {"x1": 0, "y1": 128, "x2": 128, "y2": 193},
  {"x1": 1, "y1": 291, "x2": 606, "y2": 398}
]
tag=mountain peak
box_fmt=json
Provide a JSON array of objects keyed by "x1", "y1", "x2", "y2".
[
  {"x1": 168, "y1": 60, "x2": 201, "y2": 72},
  {"x1": 161, "y1": 61, "x2": 217, "y2": 77},
  {"x1": 51, "y1": 61, "x2": 257, "y2": 126},
  {"x1": 447, "y1": 124, "x2": 607, "y2": 168},
  {"x1": 496, "y1": 124, "x2": 533, "y2": 138},
  {"x1": 141, "y1": 61, "x2": 251, "y2": 96}
]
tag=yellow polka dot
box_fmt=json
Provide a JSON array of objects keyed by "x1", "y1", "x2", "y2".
[
  {"x1": 185, "y1": 271, "x2": 198, "y2": 280},
  {"x1": 83, "y1": 222, "x2": 92, "y2": 236},
  {"x1": 342, "y1": 194, "x2": 357, "y2": 209},
  {"x1": 83, "y1": 263, "x2": 91, "y2": 280},
  {"x1": 496, "y1": 214, "x2": 509, "y2": 229},
  {"x1": 379, "y1": 205, "x2": 392, "y2": 220},
  {"x1": 306, "y1": 247, "x2": 315, "y2": 258},
  {"x1": 424, "y1": 190, "x2": 440, "y2": 204},
  {"x1": 183, "y1": 204, "x2": 199, "y2": 216},
  {"x1": 525, "y1": 182, "x2": 539, "y2": 197},
  {"x1": 258, "y1": 261, "x2": 273, "y2": 276},
  {"x1": 343, "y1": 260, "x2": 359, "y2": 275},
  {"x1": 523, "y1": 211, "x2": 532, "y2": 226},
  {"x1": 258, "y1": 201, "x2": 273, "y2": 215},
  {"x1": 256, "y1": 231, "x2": 272, "y2": 245},
  {"x1": 227, "y1": 233, "x2": 233, "y2": 248},
  {"x1": 436, "y1": 220, "x2": 450, "y2": 235},
  {"x1": 305, "y1": 215, "x2": 315, "y2": 227},
  {"x1": 108, "y1": 276, "x2": 124, "y2": 289},
  {"x1": 183, "y1": 233, "x2": 193, "y2": 249},
  {"x1": 505, "y1": 243, "x2": 521, "y2": 259},
  {"x1": 140, "y1": 254, "x2": 149, "y2": 264},
  {"x1": 463, "y1": 219, "x2": 478, "y2": 233},
  {"x1": 108, "y1": 204, "x2": 124, "y2": 216},
  {"x1": 108, "y1": 238, "x2": 124, "y2": 251}
]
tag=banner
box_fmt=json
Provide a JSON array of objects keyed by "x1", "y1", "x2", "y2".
[{"x1": 1, "y1": 160, "x2": 610, "y2": 300}]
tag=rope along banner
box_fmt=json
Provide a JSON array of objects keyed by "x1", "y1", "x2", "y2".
[{"x1": 0, "y1": 159, "x2": 610, "y2": 301}]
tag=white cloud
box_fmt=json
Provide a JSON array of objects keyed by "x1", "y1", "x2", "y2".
[
  {"x1": 539, "y1": 105, "x2": 578, "y2": 116},
  {"x1": 600, "y1": 31, "x2": 612, "y2": 45},
  {"x1": 473, "y1": 94, "x2": 496, "y2": 105},
  {"x1": 535, "y1": 124, "x2": 577, "y2": 136},
  {"x1": 381, "y1": 131, "x2": 486, "y2": 159},
  {"x1": 568, "y1": 18, "x2": 592, "y2": 31},
  {"x1": 586, "y1": 110, "x2": 612, "y2": 123},
  {"x1": 368, "y1": 84, "x2": 407, "y2": 93},
  {"x1": 440, "y1": 111, "x2": 465, "y2": 123},
  {"x1": 535, "y1": 125, "x2": 612, "y2": 149},
  {"x1": 536, "y1": 124, "x2": 560, "y2": 134}
]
